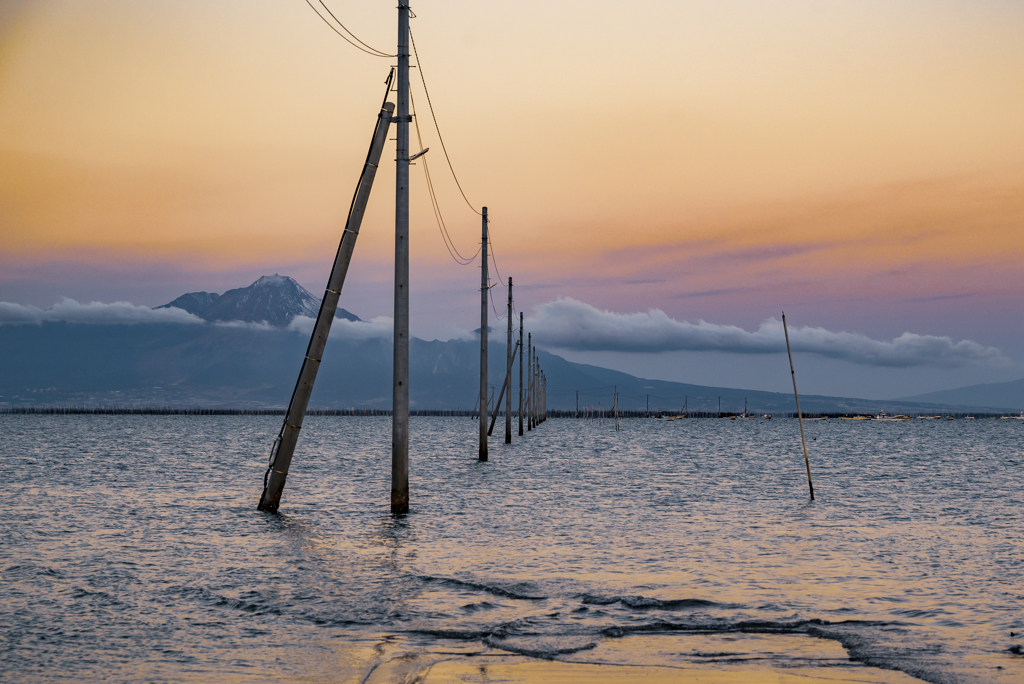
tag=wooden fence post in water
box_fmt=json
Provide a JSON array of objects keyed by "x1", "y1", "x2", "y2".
[{"x1": 783, "y1": 312, "x2": 815, "y2": 501}]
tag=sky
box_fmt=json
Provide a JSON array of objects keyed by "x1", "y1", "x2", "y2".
[{"x1": 1, "y1": 0, "x2": 1022, "y2": 399}]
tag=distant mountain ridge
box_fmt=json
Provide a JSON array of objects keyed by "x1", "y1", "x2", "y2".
[
  {"x1": 0, "y1": 320, "x2": 1013, "y2": 413},
  {"x1": 157, "y1": 275, "x2": 360, "y2": 328},
  {"x1": 896, "y1": 377, "x2": 1024, "y2": 411}
]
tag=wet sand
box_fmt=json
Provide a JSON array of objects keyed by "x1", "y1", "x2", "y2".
[{"x1": 315, "y1": 634, "x2": 924, "y2": 683}]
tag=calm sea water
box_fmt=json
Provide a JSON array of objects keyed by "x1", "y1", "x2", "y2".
[{"x1": 2, "y1": 415, "x2": 1022, "y2": 683}]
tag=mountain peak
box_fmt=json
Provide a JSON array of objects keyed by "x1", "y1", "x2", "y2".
[
  {"x1": 157, "y1": 275, "x2": 361, "y2": 327},
  {"x1": 252, "y1": 274, "x2": 289, "y2": 287}
]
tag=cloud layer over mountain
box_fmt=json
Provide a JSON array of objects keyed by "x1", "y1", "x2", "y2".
[
  {"x1": 526, "y1": 298, "x2": 1010, "y2": 369},
  {"x1": 0, "y1": 299, "x2": 204, "y2": 325},
  {"x1": 287, "y1": 315, "x2": 393, "y2": 340}
]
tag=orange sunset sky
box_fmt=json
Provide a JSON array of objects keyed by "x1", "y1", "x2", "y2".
[{"x1": 1, "y1": 0, "x2": 1022, "y2": 397}]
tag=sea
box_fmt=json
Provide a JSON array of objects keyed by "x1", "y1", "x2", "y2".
[{"x1": 2, "y1": 414, "x2": 1022, "y2": 683}]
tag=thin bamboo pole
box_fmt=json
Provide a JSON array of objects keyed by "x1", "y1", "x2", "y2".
[{"x1": 783, "y1": 312, "x2": 814, "y2": 501}]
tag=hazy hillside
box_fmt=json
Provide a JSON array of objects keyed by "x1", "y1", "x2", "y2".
[
  {"x1": 896, "y1": 378, "x2": 1024, "y2": 411},
  {"x1": 0, "y1": 320, "x2": 1003, "y2": 414}
]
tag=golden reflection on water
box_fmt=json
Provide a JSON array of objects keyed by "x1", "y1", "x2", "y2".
[{"x1": 2, "y1": 415, "x2": 1022, "y2": 683}]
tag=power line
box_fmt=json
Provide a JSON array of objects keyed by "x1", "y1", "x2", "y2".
[
  {"x1": 317, "y1": 1, "x2": 393, "y2": 56},
  {"x1": 410, "y1": 88, "x2": 480, "y2": 266},
  {"x1": 409, "y1": 26, "x2": 480, "y2": 216},
  {"x1": 303, "y1": 0, "x2": 393, "y2": 57},
  {"x1": 486, "y1": 224, "x2": 505, "y2": 287}
]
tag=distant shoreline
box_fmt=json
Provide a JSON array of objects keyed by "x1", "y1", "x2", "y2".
[{"x1": 0, "y1": 407, "x2": 1017, "y2": 419}]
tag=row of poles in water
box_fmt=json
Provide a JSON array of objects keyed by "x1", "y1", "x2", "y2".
[
  {"x1": 255, "y1": 1, "x2": 812, "y2": 513},
  {"x1": 257, "y1": 3, "x2": 549, "y2": 514},
  {"x1": 476, "y1": 207, "x2": 547, "y2": 462}
]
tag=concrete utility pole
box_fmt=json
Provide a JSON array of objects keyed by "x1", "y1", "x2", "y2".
[
  {"x1": 258, "y1": 98, "x2": 395, "y2": 513},
  {"x1": 542, "y1": 372, "x2": 546, "y2": 423},
  {"x1": 391, "y1": 1, "x2": 411, "y2": 515},
  {"x1": 536, "y1": 353, "x2": 540, "y2": 425},
  {"x1": 527, "y1": 333, "x2": 533, "y2": 431},
  {"x1": 531, "y1": 350, "x2": 537, "y2": 428},
  {"x1": 518, "y1": 312, "x2": 524, "y2": 436},
  {"x1": 479, "y1": 207, "x2": 489, "y2": 461},
  {"x1": 505, "y1": 278, "x2": 513, "y2": 443}
]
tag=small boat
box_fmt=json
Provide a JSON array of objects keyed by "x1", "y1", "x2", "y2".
[
  {"x1": 803, "y1": 417, "x2": 827, "y2": 421},
  {"x1": 872, "y1": 411, "x2": 911, "y2": 421},
  {"x1": 842, "y1": 416, "x2": 870, "y2": 421}
]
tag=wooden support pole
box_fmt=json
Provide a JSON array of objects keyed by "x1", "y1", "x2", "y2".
[
  {"x1": 783, "y1": 312, "x2": 815, "y2": 501},
  {"x1": 258, "y1": 96, "x2": 395, "y2": 513},
  {"x1": 489, "y1": 340, "x2": 519, "y2": 436}
]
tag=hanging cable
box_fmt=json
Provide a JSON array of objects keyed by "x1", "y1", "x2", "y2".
[
  {"x1": 489, "y1": 284, "x2": 506, "y2": 321},
  {"x1": 303, "y1": 0, "x2": 394, "y2": 57},
  {"x1": 409, "y1": 26, "x2": 480, "y2": 216},
  {"x1": 316, "y1": 0, "x2": 394, "y2": 56},
  {"x1": 486, "y1": 226, "x2": 505, "y2": 288},
  {"x1": 410, "y1": 88, "x2": 480, "y2": 265}
]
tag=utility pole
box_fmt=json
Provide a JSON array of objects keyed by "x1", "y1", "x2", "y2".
[
  {"x1": 527, "y1": 333, "x2": 533, "y2": 431},
  {"x1": 479, "y1": 207, "x2": 489, "y2": 461},
  {"x1": 518, "y1": 312, "x2": 524, "y2": 435},
  {"x1": 505, "y1": 278, "x2": 513, "y2": 443},
  {"x1": 535, "y1": 352, "x2": 540, "y2": 426},
  {"x1": 391, "y1": 0, "x2": 411, "y2": 515}
]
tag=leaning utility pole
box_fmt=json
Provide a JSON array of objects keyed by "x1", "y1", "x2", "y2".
[
  {"x1": 479, "y1": 207, "x2": 489, "y2": 461},
  {"x1": 257, "y1": 95, "x2": 395, "y2": 513},
  {"x1": 505, "y1": 278, "x2": 513, "y2": 443},
  {"x1": 518, "y1": 312, "x2": 524, "y2": 436},
  {"x1": 391, "y1": 1, "x2": 411, "y2": 514}
]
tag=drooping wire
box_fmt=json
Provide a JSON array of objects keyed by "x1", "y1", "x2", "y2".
[
  {"x1": 409, "y1": 26, "x2": 480, "y2": 216},
  {"x1": 486, "y1": 226, "x2": 505, "y2": 288},
  {"x1": 410, "y1": 87, "x2": 479, "y2": 265},
  {"x1": 317, "y1": 0, "x2": 393, "y2": 56},
  {"x1": 303, "y1": 0, "x2": 394, "y2": 57}
]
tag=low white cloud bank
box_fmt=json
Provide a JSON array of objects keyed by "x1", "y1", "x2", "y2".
[
  {"x1": 213, "y1": 319, "x2": 275, "y2": 331},
  {"x1": 527, "y1": 298, "x2": 1011, "y2": 369},
  {"x1": 288, "y1": 315, "x2": 394, "y2": 340},
  {"x1": 0, "y1": 299, "x2": 204, "y2": 325}
]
